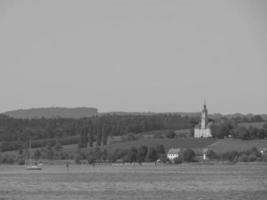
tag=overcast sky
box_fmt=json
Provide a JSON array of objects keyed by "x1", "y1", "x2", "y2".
[{"x1": 0, "y1": 0, "x2": 266, "y2": 114}]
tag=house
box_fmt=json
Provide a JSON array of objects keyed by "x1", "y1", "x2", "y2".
[{"x1": 167, "y1": 148, "x2": 181, "y2": 162}]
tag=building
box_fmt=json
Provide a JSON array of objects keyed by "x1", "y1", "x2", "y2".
[
  {"x1": 194, "y1": 103, "x2": 212, "y2": 138},
  {"x1": 167, "y1": 148, "x2": 181, "y2": 162},
  {"x1": 202, "y1": 148, "x2": 209, "y2": 160}
]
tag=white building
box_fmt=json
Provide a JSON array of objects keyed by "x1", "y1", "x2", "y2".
[
  {"x1": 167, "y1": 148, "x2": 181, "y2": 161},
  {"x1": 194, "y1": 103, "x2": 212, "y2": 138},
  {"x1": 202, "y1": 148, "x2": 208, "y2": 160}
]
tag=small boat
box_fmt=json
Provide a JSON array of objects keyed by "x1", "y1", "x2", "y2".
[
  {"x1": 25, "y1": 164, "x2": 42, "y2": 170},
  {"x1": 25, "y1": 139, "x2": 42, "y2": 170}
]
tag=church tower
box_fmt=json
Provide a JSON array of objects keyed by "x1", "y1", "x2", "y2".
[
  {"x1": 200, "y1": 104, "x2": 208, "y2": 129},
  {"x1": 194, "y1": 102, "x2": 212, "y2": 138}
]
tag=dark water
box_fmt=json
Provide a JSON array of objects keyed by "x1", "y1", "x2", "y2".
[{"x1": 0, "y1": 163, "x2": 266, "y2": 200}]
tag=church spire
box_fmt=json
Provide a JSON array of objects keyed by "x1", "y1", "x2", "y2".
[{"x1": 201, "y1": 100, "x2": 208, "y2": 129}]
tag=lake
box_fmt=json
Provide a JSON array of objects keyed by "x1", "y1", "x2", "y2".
[{"x1": 0, "y1": 163, "x2": 266, "y2": 200}]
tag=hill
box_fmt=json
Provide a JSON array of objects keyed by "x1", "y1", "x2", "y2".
[
  {"x1": 208, "y1": 139, "x2": 267, "y2": 153},
  {"x1": 100, "y1": 111, "x2": 200, "y2": 117},
  {"x1": 53, "y1": 138, "x2": 216, "y2": 156},
  {"x1": 3, "y1": 107, "x2": 98, "y2": 119},
  {"x1": 1, "y1": 138, "x2": 217, "y2": 157},
  {"x1": 102, "y1": 138, "x2": 216, "y2": 153},
  {"x1": 61, "y1": 138, "x2": 267, "y2": 157}
]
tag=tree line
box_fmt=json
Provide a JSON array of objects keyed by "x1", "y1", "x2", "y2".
[
  {"x1": 206, "y1": 147, "x2": 264, "y2": 162},
  {"x1": 210, "y1": 120, "x2": 267, "y2": 139},
  {"x1": 0, "y1": 114, "x2": 195, "y2": 152}
]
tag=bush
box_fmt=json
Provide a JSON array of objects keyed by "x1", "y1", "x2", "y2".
[
  {"x1": 125, "y1": 133, "x2": 138, "y2": 141},
  {"x1": 173, "y1": 156, "x2": 182, "y2": 164},
  {"x1": 182, "y1": 149, "x2": 195, "y2": 162},
  {"x1": 238, "y1": 154, "x2": 248, "y2": 162},
  {"x1": 206, "y1": 150, "x2": 219, "y2": 160},
  {"x1": 107, "y1": 149, "x2": 128, "y2": 162},
  {"x1": 87, "y1": 153, "x2": 96, "y2": 165},
  {"x1": 165, "y1": 130, "x2": 176, "y2": 139},
  {"x1": 221, "y1": 151, "x2": 238, "y2": 162},
  {"x1": 125, "y1": 147, "x2": 137, "y2": 163},
  {"x1": 16, "y1": 157, "x2": 25, "y2": 165},
  {"x1": 248, "y1": 154, "x2": 257, "y2": 162},
  {"x1": 157, "y1": 154, "x2": 169, "y2": 163},
  {"x1": 145, "y1": 147, "x2": 158, "y2": 162},
  {"x1": 136, "y1": 146, "x2": 148, "y2": 164},
  {"x1": 0, "y1": 155, "x2": 15, "y2": 164},
  {"x1": 154, "y1": 132, "x2": 163, "y2": 139},
  {"x1": 74, "y1": 151, "x2": 84, "y2": 164}
]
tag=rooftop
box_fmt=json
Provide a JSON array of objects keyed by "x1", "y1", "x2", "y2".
[{"x1": 167, "y1": 148, "x2": 181, "y2": 154}]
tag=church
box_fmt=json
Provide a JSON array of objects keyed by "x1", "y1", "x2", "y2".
[{"x1": 194, "y1": 103, "x2": 212, "y2": 138}]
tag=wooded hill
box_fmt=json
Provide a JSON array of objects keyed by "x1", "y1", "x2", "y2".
[
  {"x1": 3, "y1": 107, "x2": 98, "y2": 119},
  {"x1": 0, "y1": 109, "x2": 266, "y2": 153},
  {"x1": 0, "y1": 114, "x2": 196, "y2": 152}
]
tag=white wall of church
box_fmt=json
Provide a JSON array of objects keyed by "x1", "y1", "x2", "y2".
[{"x1": 194, "y1": 128, "x2": 212, "y2": 138}]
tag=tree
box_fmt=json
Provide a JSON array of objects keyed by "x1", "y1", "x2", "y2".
[
  {"x1": 101, "y1": 125, "x2": 109, "y2": 146},
  {"x1": 165, "y1": 130, "x2": 176, "y2": 139},
  {"x1": 210, "y1": 121, "x2": 234, "y2": 139},
  {"x1": 54, "y1": 141, "x2": 62, "y2": 152},
  {"x1": 153, "y1": 132, "x2": 163, "y2": 139},
  {"x1": 221, "y1": 151, "x2": 238, "y2": 162},
  {"x1": 182, "y1": 149, "x2": 195, "y2": 162},
  {"x1": 75, "y1": 151, "x2": 83, "y2": 164},
  {"x1": 136, "y1": 145, "x2": 148, "y2": 164},
  {"x1": 125, "y1": 147, "x2": 137, "y2": 163},
  {"x1": 88, "y1": 127, "x2": 94, "y2": 147},
  {"x1": 33, "y1": 149, "x2": 42, "y2": 160},
  {"x1": 206, "y1": 150, "x2": 218, "y2": 160},
  {"x1": 257, "y1": 129, "x2": 266, "y2": 139},
  {"x1": 18, "y1": 145, "x2": 24, "y2": 155},
  {"x1": 107, "y1": 148, "x2": 127, "y2": 162},
  {"x1": 173, "y1": 156, "x2": 182, "y2": 164},
  {"x1": 79, "y1": 128, "x2": 88, "y2": 148},
  {"x1": 125, "y1": 133, "x2": 137, "y2": 141},
  {"x1": 248, "y1": 127, "x2": 258, "y2": 139},
  {"x1": 87, "y1": 150, "x2": 96, "y2": 165},
  {"x1": 145, "y1": 147, "x2": 158, "y2": 162},
  {"x1": 253, "y1": 115, "x2": 263, "y2": 122},
  {"x1": 96, "y1": 125, "x2": 102, "y2": 146},
  {"x1": 159, "y1": 154, "x2": 169, "y2": 163},
  {"x1": 155, "y1": 144, "x2": 165, "y2": 155},
  {"x1": 238, "y1": 154, "x2": 248, "y2": 162},
  {"x1": 232, "y1": 127, "x2": 249, "y2": 140},
  {"x1": 45, "y1": 141, "x2": 55, "y2": 159}
]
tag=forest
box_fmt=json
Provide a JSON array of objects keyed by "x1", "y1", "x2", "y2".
[{"x1": 0, "y1": 114, "x2": 196, "y2": 152}]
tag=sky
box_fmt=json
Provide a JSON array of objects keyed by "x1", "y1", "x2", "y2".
[{"x1": 0, "y1": 0, "x2": 266, "y2": 114}]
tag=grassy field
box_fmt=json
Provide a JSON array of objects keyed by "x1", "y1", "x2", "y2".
[
  {"x1": 61, "y1": 138, "x2": 267, "y2": 155},
  {"x1": 59, "y1": 138, "x2": 217, "y2": 155},
  {"x1": 208, "y1": 139, "x2": 267, "y2": 153},
  {"x1": 0, "y1": 163, "x2": 266, "y2": 200},
  {"x1": 4, "y1": 138, "x2": 267, "y2": 159}
]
